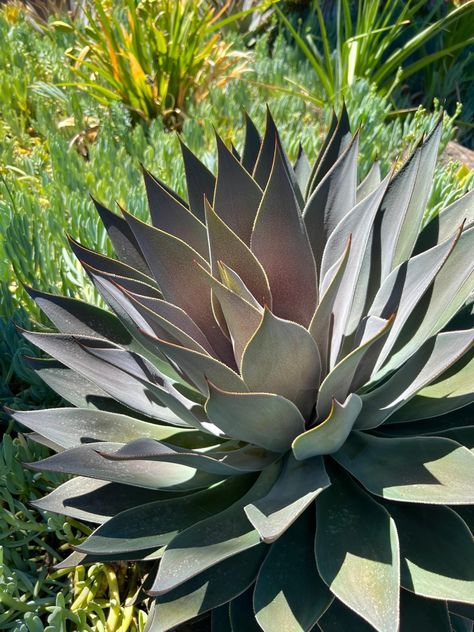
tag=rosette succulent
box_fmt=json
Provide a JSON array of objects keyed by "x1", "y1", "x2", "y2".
[{"x1": 12, "y1": 108, "x2": 474, "y2": 631}]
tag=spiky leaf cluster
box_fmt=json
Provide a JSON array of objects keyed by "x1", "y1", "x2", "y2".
[{"x1": 14, "y1": 108, "x2": 474, "y2": 631}]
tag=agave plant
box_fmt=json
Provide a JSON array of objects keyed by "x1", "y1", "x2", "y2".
[{"x1": 11, "y1": 108, "x2": 474, "y2": 631}]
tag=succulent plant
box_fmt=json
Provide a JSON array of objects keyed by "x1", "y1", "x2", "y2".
[{"x1": 12, "y1": 107, "x2": 474, "y2": 632}]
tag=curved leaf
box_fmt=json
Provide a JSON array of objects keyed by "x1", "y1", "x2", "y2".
[
  {"x1": 26, "y1": 286, "x2": 131, "y2": 346},
  {"x1": 378, "y1": 121, "x2": 442, "y2": 276},
  {"x1": 292, "y1": 394, "x2": 362, "y2": 459},
  {"x1": 317, "y1": 315, "x2": 393, "y2": 419},
  {"x1": 251, "y1": 144, "x2": 318, "y2": 326},
  {"x1": 245, "y1": 453, "x2": 329, "y2": 542},
  {"x1": 334, "y1": 432, "x2": 474, "y2": 504},
  {"x1": 358, "y1": 330, "x2": 474, "y2": 429},
  {"x1": 31, "y1": 477, "x2": 167, "y2": 524},
  {"x1": 93, "y1": 197, "x2": 150, "y2": 274},
  {"x1": 180, "y1": 139, "x2": 215, "y2": 221},
  {"x1": 68, "y1": 235, "x2": 157, "y2": 288},
  {"x1": 123, "y1": 210, "x2": 233, "y2": 363},
  {"x1": 10, "y1": 408, "x2": 196, "y2": 450},
  {"x1": 386, "y1": 502, "x2": 474, "y2": 603},
  {"x1": 415, "y1": 188, "x2": 474, "y2": 254},
  {"x1": 400, "y1": 589, "x2": 451, "y2": 632},
  {"x1": 315, "y1": 467, "x2": 400, "y2": 632},
  {"x1": 240, "y1": 308, "x2": 321, "y2": 418},
  {"x1": 28, "y1": 442, "x2": 223, "y2": 491},
  {"x1": 254, "y1": 510, "x2": 332, "y2": 632},
  {"x1": 153, "y1": 464, "x2": 280, "y2": 594},
  {"x1": 303, "y1": 133, "x2": 359, "y2": 271},
  {"x1": 77, "y1": 475, "x2": 253, "y2": 555},
  {"x1": 205, "y1": 200, "x2": 272, "y2": 309},
  {"x1": 145, "y1": 546, "x2": 267, "y2": 631},
  {"x1": 142, "y1": 166, "x2": 208, "y2": 258},
  {"x1": 205, "y1": 384, "x2": 304, "y2": 453},
  {"x1": 213, "y1": 133, "x2": 262, "y2": 244},
  {"x1": 389, "y1": 349, "x2": 474, "y2": 422}
]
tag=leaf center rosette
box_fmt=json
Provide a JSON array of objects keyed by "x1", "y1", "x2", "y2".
[{"x1": 14, "y1": 108, "x2": 474, "y2": 632}]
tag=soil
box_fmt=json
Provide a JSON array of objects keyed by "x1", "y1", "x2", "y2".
[{"x1": 442, "y1": 141, "x2": 474, "y2": 169}]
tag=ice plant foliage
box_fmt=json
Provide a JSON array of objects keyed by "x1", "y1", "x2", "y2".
[{"x1": 13, "y1": 108, "x2": 474, "y2": 631}]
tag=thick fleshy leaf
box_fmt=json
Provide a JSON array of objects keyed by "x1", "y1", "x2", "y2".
[
  {"x1": 31, "y1": 477, "x2": 167, "y2": 524},
  {"x1": 244, "y1": 453, "x2": 329, "y2": 542},
  {"x1": 22, "y1": 332, "x2": 198, "y2": 427},
  {"x1": 10, "y1": 408, "x2": 196, "y2": 450},
  {"x1": 356, "y1": 162, "x2": 381, "y2": 203},
  {"x1": 318, "y1": 598, "x2": 373, "y2": 631},
  {"x1": 68, "y1": 235, "x2": 158, "y2": 288},
  {"x1": 77, "y1": 475, "x2": 253, "y2": 555},
  {"x1": 205, "y1": 200, "x2": 272, "y2": 308},
  {"x1": 368, "y1": 227, "x2": 463, "y2": 373},
  {"x1": 91, "y1": 273, "x2": 216, "y2": 357},
  {"x1": 123, "y1": 209, "x2": 232, "y2": 363},
  {"x1": 294, "y1": 143, "x2": 312, "y2": 195},
  {"x1": 153, "y1": 337, "x2": 247, "y2": 396},
  {"x1": 54, "y1": 548, "x2": 161, "y2": 570},
  {"x1": 306, "y1": 105, "x2": 352, "y2": 196},
  {"x1": 100, "y1": 437, "x2": 278, "y2": 476},
  {"x1": 251, "y1": 144, "x2": 318, "y2": 326},
  {"x1": 315, "y1": 467, "x2": 400, "y2": 632},
  {"x1": 319, "y1": 174, "x2": 391, "y2": 366},
  {"x1": 317, "y1": 316, "x2": 393, "y2": 419},
  {"x1": 153, "y1": 464, "x2": 280, "y2": 594},
  {"x1": 242, "y1": 111, "x2": 262, "y2": 173},
  {"x1": 254, "y1": 510, "x2": 332, "y2": 632},
  {"x1": 334, "y1": 432, "x2": 474, "y2": 504},
  {"x1": 240, "y1": 309, "x2": 321, "y2": 417},
  {"x1": 386, "y1": 502, "x2": 474, "y2": 603},
  {"x1": 400, "y1": 589, "x2": 451, "y2": 632},
  {"x1": 26, "y1": 286, "x2": 131, "y2": 346},
  {"x1": 217, "y1": 261, "x2": 261, "y2": 310},
  {"x1": 25, "y1": 357, "x2": 133, "y2": 414},
  {"x1": 145, "y1": 547, "x2": 267, "y2": 631},
  {"x1": 252, "y1": 107, "x2": 280, "y2": 189},
  {"x1": 180, "y1": 139, "x2": 215, "y2": 221},
  {"x1": 292, "y1": 394, "x2": 362, "y2": 459},
  {"x1": 358, "y1": 330, "x2": 474, "y2": 429},
  {"x1": 205, "y1": 384, "x2": 304, "y2": 452},
  {"x1": 202, "y1": 267, "x2": 262, "y2": 368},
  {"x1": 142, "y1": 166, "x2": 208, "y2": 258},
  {"x1": 213, "y1": 133, "x2": 263, "y2": 244},
  {"x1": 389, "y1": 350, "x2": 474, "y2": 422},
  {"x1": 309, "y1": 236, "x2": 351, "y2": 375},
  {"x1": 378, "y1": 120, "x2": 442, "y2": 276},
  {"x1": 415, "y1": 188, "x2": 474, "y2": 254},
  {"x1": 93, "y1": 198, "x2": 150, "y2": 274},
  {"x1": 229, "y1": 587, "x2": 261, "y2": 632},
  {"x1": 378, "y1": 224, "x2": 474, "y2": 376},
  {"x1": 303, "y1": 134, "x2": 359, "y2": 271},
  {"x1": 212, "y1": 605, "x2": 232, "y2": 632},
  {"x1": 428, "y1": 426, "x2": 474, "y2": 451},
  {"x1": 83, "y1": 344, "x2": 208, "y2": 429},
  {"x1": 28, "y1": 442, "x2": 224, "y2": 491}
]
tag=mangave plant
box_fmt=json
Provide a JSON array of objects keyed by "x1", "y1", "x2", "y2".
[{"x1": 12, "y1": 108, "x2": 474, "y2": 631}]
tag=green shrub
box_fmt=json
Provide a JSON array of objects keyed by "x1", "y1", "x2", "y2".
[
  {"x1": 276, "y1": 0, "x2": 474, "y2": 108},
  {"x1": 63, "y1": 0, "x2": 249, "y2": 127}
]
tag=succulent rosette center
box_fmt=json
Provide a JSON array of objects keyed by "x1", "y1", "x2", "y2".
[{"x1": 14, "y1": 108, "x2": 474, "y2": 632}]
